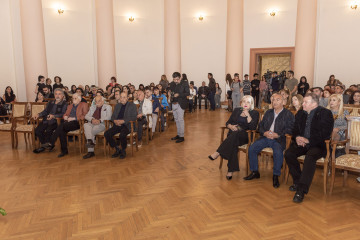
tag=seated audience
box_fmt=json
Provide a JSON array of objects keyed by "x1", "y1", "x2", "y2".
[
  {"x1": 189, "y1": 83, "x2": 196, "y2": 113},
  {"x1": 244, "y1": 93, "x2": 294, "y2": 188},
  {"x1": 0, "y1": 97, "x2": 9, "y2": 123},
  {"x1": 83, "y1": 96, "x2": 112, "y2": 159},
  {"x1": 33, "y1": 88, "x2": 68, "y2": 153},
  {"x1": 42, "y1": 86, "x2": 54, "y2": 99},
  {"x1": 279, "y1": 89, "x2": 290, "y2": 106},
  {"x1": 75, "y1": 88, "x2": 87, "y2": 103},
  {"x1": 323, "y1": 89, "x2": 331, "y2": 101},
  {"x1": 70, "y1": 85, "x2": 77, "y2": 95},
  {"x1": 198, "y1": 81, "x2": 209, "y2": 109},
  {"x1": 47, "y1": 93, "x2": 89, "y2": 157},
  {"x1": 349, "y1": 90, "x2": 360, "y2": 105},
  {"x1": 285, "y1": 93, "x2": 334, "y2": 203},
  {"x1": 105, "y1": 85, "x2": 112, "y2": 98},
  {"x1": 46, "y1": 78, "x2": 53, "y2": 93},
  {"x1": 153, "y1": 87, "x2": 169, "y2": 131},
  {"x1": 139, "y1": 84, "x2": 145, "y2": 91},
  {"x1": 53, "y1": 76, "x2": 63, "y2": 90},
  {"x1": 104, "y1": 92, "x2": 137, "y2": 159},
  {"x1": 208, "y1": 96, "x2": 259, "y2": 180},
  {"x1": 312, "y1": 87, "x2": 328, "y2": 107},
  {"x1": 327, "y1": 94, "x2": 349, "y2": 141},
  {"x1": 109, "y1": 76, "x2": 117, "y2": 87},
  {"x1": 84, "y1": 85, "x2": 91, "y2": 97},
  {"x1": 35, "y1": 91, "x2": 46, "y2": 102},
  {"x1": 335, "y1": 84, "x2": 349, "y2": 104},
  {"x1": 327, "y1": 74, "x2": 342, "y2": 86},
  {"x1": 135, "y1": 90, "x2": 152, "y2": 146},
  {"x1": 35, "y1": 75, "x2": 46, "y2": 94},
  {"x1": 290, "y1": 94, "x2": 303, "y2": 113},
  {"x1": 3, "y1": 86, "x2": 17, "y2": 106},
  {"x1": 145, "y1": 89, "x2": 161, "y2": 134},
  {"x1": 215, "y1": 83, "x2": 222, "y2": 109},
  {"x1": 159, "y1": 74, "x2": 169, "y2": 90}
]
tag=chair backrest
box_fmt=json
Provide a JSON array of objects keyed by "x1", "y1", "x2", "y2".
[
  {"x1": 344, "y1": 105, "x2": 360, "y2": 117},
  {"x1": 346, "y1": 116, "x2": 360, "y2": 151},
  {"x1": 12, "y1": 102, "x2": 27, "y2": 118},
  {"x1": 30, "y1": 102, "x2": 47, "y2": 118}
]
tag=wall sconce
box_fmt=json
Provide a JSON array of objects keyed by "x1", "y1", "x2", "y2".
[
  {"x1": 58, "y1": 9, "x2": 64, "y2": 14},
  {"x1": 351, "y1": 4, "x2": 358, "y2": 9},
  {"x1": 199, "y1": 15, "x2": 204, "y2": 21},
  {"x1": 129, "y1": 16, "x2": 135, "y2": 22},
  {"x1": 350, "y1": 0, "x2": 358, "y2": 9},
  {"x1": 269, "y1": 9, "x2": 278, "y2": 17}
]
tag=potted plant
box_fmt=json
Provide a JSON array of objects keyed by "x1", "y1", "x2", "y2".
[{"x1": 0, "y1": 208, "x2": 6, "y2": 216}]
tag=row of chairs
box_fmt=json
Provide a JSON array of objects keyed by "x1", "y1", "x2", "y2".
[{"x1": 218, "y1": 106, "x2": 360, "y2": 194}]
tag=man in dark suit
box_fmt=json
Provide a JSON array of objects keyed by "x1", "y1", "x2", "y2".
[
  {"x1": 285, "y1": 93, "x2": 334, "y2": 203},
  {"x1": 104, "y1": 91, "x2": 137, "y2": 159},
  {"x1": 198, "y1": 81, "x2": 209, "y2": 109},
  {"x1": 170, "y1": 72, "x2": 190, "y2": 143},
  {"x1": 244, "y1": 93, "x2": 295, "y2": 188},
  {"x1": 208, "y1": 73, "x2": 216, "y2": 111}
]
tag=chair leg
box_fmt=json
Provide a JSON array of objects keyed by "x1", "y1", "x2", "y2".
[
  {"x1": 245, "y1": 151, "x2": 249, "y2": 176},
  {"x1": 31, "y1": 132, "x2": 36, "y2": 150},
  {"x1": 15, "y1": 132, "x2": 18, "y2": 148},
  {"x1": 103, "y1": 138, "x2": 107, "y2": 156},
  {"x1": 24, "y1": 133, "x2": 27, "y2": 145},
  {"x1": 323, "y1": 162, "x2": 328, "y2": 194},
  {"x1": 79, "y1": 135, "x2": 82, "y2": 154},
  {"x1": 330, "y1": 164, "x2": 336, "y2": 194},
  {"x1": 11, "y1": 131, "x2": 14, "y2": 148},
  {"x1": 343, "y1": 170, "x2": 348, "y2": 187}
]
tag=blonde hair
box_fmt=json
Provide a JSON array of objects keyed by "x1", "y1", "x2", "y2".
[
  {"x1": 327, "y1": 94, "x2": 344, "y2": 117},
  {"x1": 241, "y1": 95, "x2": 255, "y2": 110}
]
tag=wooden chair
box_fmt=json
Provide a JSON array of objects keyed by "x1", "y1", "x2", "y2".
[
  {"x1": 95, "y1": 120, "x2": 110, "y2": 156},
  {"x1": 13, "y1": 102, "x2": 47, "y2": 149},
  {"x1": 329, "y1": 116, "x2": 360, "y2": 194},
  {"x1": 66, "y1": 120, "x2": 85, "y2": 154},
  {"x1": 109, "y1": 120, "x2": 138, "y2": 156},
  {"x1": 0, "y1": 102, "x2": 27, "y2": 148}
]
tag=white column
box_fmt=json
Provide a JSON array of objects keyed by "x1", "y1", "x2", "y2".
[{"x1": 164, "y1": 0, "x2": 181, "y2": 77}]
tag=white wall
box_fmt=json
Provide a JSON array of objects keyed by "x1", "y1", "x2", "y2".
[
  {"x1": 314, "y1": 0, "x2": 360, "y2": 88},
  {"x1": 113, "y1": 0, "x2": 164, "y2": 88},
  {"x1": 0, "y1": 0, "x2": 17, "y2": 97},
  {"x1": 42, "y1": 0, "x2": 97, "y2": 88},
  {"x1": 180, "y1": 0, "x2": 227, "y2": 89},
  {"x1": 243, "y1": 0, "x2": 298, "y2": 75}
]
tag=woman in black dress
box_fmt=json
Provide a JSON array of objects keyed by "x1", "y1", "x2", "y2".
[
  {"x1": 35, "y1": 75, "x2": 46, "y2": 94},
  {"x1": 53, "y1": 76, "x2": 64, "y2": 90},
  {"x1": 208, "y1": 95, "x2": 259, "y2": 180},
  {"x1": 297, "y1": 76, "x2": 309, "y2": 97}
]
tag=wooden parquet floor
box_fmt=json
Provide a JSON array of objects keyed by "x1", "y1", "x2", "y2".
[{"x1": 1, "y1": 109, "x2": 360, "y2": 240}]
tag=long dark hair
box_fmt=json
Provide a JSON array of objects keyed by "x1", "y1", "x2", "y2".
[
  {"x1": 349, "y1": 90, "x2": 360, "y2": 104},
  {"x1": 226, "y1": 73, "x2": 233, "y2": 86},
  {"x1": 182, "y1": 73, "x2": 188, "y2": 81},
  {"x1": 4, "y1": 86, "x2": 15, "y2": 102}
]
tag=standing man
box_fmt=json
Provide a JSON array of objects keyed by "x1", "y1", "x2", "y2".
[
  {"x1": 285, "y1": 93, "x2": 333, "y2": 203},
  {"x1": 242, "y1": 74, "x2": 251, "y2": 96},
  {"x1": 285, "y1": 70, "x2": 299, "y2": 97},
  {"x1": 170, "y1": 72, "x2": 190, "y2": 143},
  {"x1": 251, "y1": 73, "x2": 260, "y2": 107},
  {"x1": 208, "y1": 73, "x2": 216, "y2": 111}
]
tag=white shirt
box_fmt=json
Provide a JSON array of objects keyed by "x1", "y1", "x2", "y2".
[
  {"x1": 269, "y1": 108, "x2": 283, "y2": 132},
  {"x1": 189, "y1": 89, "x2": 196, "y2": 100}
]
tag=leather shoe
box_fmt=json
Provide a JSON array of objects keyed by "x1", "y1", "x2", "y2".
[
  {"x1": 175, "y1": 137, "x2": 184, "y2": 143},
  {"x1": 83, "y1": 152, "x2": 95, "y2": 159},
  {"x1": 58, "y1": 151, "x2": 68, "y2": 158},
  {"x1": 289, "y1": 184, "x2": 298, "y2": 192},
  {"x1": 273, "y1": 175, "x2": 280, "y2": 188},
  {"x1": 33, "y1": 147, "x2": 45, "y2": 154},
  {"x1": 171, "y1": 135, "x2": 180, "y2": 140},
  {"x1": 111, "y1": 148, "x2": 122, "y2": 158},
  {"x1": 208, "y1": 155, "x2": 215, "y2": 161},
  {"x1": 46, "y1": 144, "x2": 55, "y2": 151},
  {"x1": 226, "y1": 172, "x2": 233, "y2": 180},
  {"x1": 293, "y1": 191, "x2": 304, "y2": 203},
  {"x1": 243, "y1": 171, "x2": 260, "y2": 180},
  {"x1": 119, "y1": 150, "x2": 127, "y2": 159}
]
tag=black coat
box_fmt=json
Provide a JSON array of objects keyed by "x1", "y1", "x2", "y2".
[
  {"x1": 39, "y1": 100, "x2": 68, "y2": 124},
  {"x1": 226, "y1": 108, "x2": 259, "y2": 132},
  {"x1": 170, "y1": 80, "x2": 190, "y2": 110},
  {"x1": 198, "y1": 86, "x2": 210, "y2": 97},
  {"x1": 292, "y1": 107, "x2": 334, "y2": 150},
  {"x1": 259, "y1": 108, "x2": 295, "y2": 149}
]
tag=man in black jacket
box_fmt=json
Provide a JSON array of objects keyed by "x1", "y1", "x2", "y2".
[
  {"x1": 33, "y1": 88, "x2": 67, "y2": 153},
  {"x1": 244, "y1": 93, "x2": 295, "y2": 188},
  {"x1": 170, "y1": 72, "x2": 190, "y2": 143},
  {"x1": 208, "y1": 73, "x2": 216, "y2": 111},
  {"x1": 198, "y1": 81, "x2": 209, "y2": 109},
  {"x1": 285, "y1": 93, "x2": 334, "y2": 203}
]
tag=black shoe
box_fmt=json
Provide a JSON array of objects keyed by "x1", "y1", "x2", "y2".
[
  {"x1": 175, "y1": 137, "x2": 184, "y2": 143},
  {"x1": 226, "y1": 173, "x2": 233, "y2": 180},
  {"x1": 273, "y1": 175, "x2": 280, "y2": 188},
  {"x1": 119, "y1": 150, "x2": 127, "y2": 159},
  {"x1": 111, "y1": 148, "x2": 122, "y2": 158},
  {"x1": 46, "y1": 144, "x2": 55, "y2": 151},
  {"x1": 289, "y1": 184, "x2": 298, "y2": 192},
  {"x1": 58, "y1": 151, "x2": 68, "y2": 158},
  {"x1": 171, "y1": 135, "x2": 180, "y2": 140},
  {"x1": 293, "y1": 191, "x2": 304, "y2": 203},
  {"x1": 33, "y1": 147, "x2": 45, "y2": 154},
  {"x1": 208, "y1": 155, "x2": 215, "y2": 161},
  {"x1": 86, "y1": 139, "x2": 95, "y2": 147},
  {"x1": 83, "y1": 152, "x2": 95, "y2": 159},
  {"x1": 243, "y1": 171, "x2": 260, "y2": 180}
]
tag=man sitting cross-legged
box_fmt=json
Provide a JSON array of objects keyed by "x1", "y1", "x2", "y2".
[
  {"x1": 82, "y1": 96, "x2": 112, "y2": 159},
  {"x1": 104, "y1": 92, "x2": 137, "y2": 159}
]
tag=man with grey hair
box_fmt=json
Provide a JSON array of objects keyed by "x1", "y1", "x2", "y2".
[
  {"x1": 285, "y1": 92, "x2": 333, "y2": 203},
  {"x1": 47, "y1": 93, "x2": 89, "y2": 157},
  {"x1": 82, "y1": 96, "x2": 112, "y2": 159},
  {"x1": 33, "y1": 88, "x2": 67, "y2": 154}
]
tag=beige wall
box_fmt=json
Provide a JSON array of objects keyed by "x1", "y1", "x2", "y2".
[{"x1": 42, "y1": 0, "x2": 97, "y2": 88}]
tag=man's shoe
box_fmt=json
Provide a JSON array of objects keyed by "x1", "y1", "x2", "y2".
[
  {"x1": 289, "y1": 184, "x2": 298, "y2": 192},
  {"x1": 33, "y1": 147, "x2": 45, "y2": 154},
  {"x1": 293, "y1": 191, "x2": 304, "y2": 203},
  {"x1": 273, "y1": 175, "x2": 280, "y2": 188},
  {"x1": 175, "y1": 137, "x2": 184, "y2": 143},
  {"x1": 46, "y1": 144, "x2": 55, "y2": 151},
  {"x1": 83, "y1": 152, "x2": 95, "y2": 159},
  {"x1": 86, "y1": 139, "x2": 95, "y2": 147},
  {"x1": 111, "y1": 148, "x2": 122, "y2": 158},
  {"x1": 171, "y1": 135, "x2": 180, "y2": 140},
  {"x1": 58, "y1": 151, "x2": 68, "y2": 158},
  {"x1": 243, "y1": 171, "x2": 260, "y2": 180},
  {"x1": 119, "y1": 150, "x2": 127, "y2": 159}
]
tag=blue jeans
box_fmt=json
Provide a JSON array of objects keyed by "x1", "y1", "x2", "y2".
[{"x1": 248, "y1": 137, "x2": 284, "y2": 176}]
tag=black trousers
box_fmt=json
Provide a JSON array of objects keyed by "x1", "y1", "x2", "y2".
[
  {"x1": 285, "y1": 143, "x2": 326, "y2": 193},
  {"x1": 198, "y1": 96, "x2": 208, "y2": 109},
  {"x1": 217, "y1": 130, "x2": 249, "y2": 172},
  {"x1": 50, "y1": 121, "x2": 80, "y2": 153},
  {"x1": 137, "y1": 118, "x2": 147, "y2": 141},
  {"x1": 104, "y1": 125, "x2": 129, "y2": 150},
  {"x1": 251, "y1": 91, "x2": 259, "y2": 107},
  {"x1": 189, "y1": 99, "x2": 194, "y2": 112},
  {"x1": 35, "y1": 122, "x2": 58, "y2": 144}
]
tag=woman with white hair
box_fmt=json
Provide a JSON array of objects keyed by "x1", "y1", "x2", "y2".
[
  {"x1": 47, "y1": 93, "x2": 89, "y2": 157},
  {"x1": 327, "y1": 94, "x2": 349, "y2": 141},
  {"x1": 208, "y1": 95, "x2": 259, "y2": 180}
]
